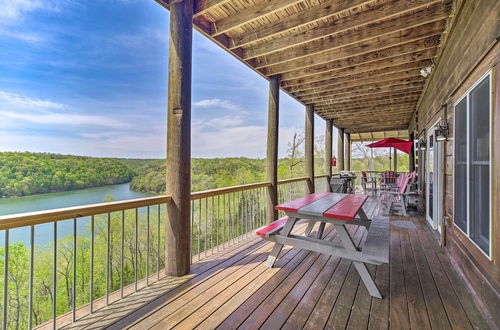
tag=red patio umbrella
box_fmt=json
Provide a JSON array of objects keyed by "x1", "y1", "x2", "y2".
[{"x1": 366, "y1": 138, "x2": 413, "y2": 171}]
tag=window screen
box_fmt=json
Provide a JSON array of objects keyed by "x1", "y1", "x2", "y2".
[
  {"x1": 469, "y1": 77, "x2": 490, "y2": 253},
  {"x1": 454, "y1": 98, "x2": 467, "y2": 232},
  {"x1": 453, "y1": 73, "x2": 491, "y2": 256}
]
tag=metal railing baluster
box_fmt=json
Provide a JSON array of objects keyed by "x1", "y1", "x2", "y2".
[
  {"x1": 134, "y1": 208, "x2": 138, "y2": 292},
  {"x1": 146, "y1": 206, "x2": 150, "y2": 287},
  {"x1": 211, "y1": 197, "x2": 214, "y2": 255},
  {"x1": 106, "y1": 213, "x2": 110, "y2": 305},
  {"x1": 53, "y1": 221, "x2": 57, "y2": 329},
  {"x1": 157, "y1": 204, "x2": 161, "y2": 281},
  {"x1": 198, "y1": 199, "x2": 201, "y2": 260},
  {"x1": 72, "y1": 219, "x2": 76, "y2": 322},
  {"x1": 191, "y1": 201, "x2": 194, "y2": 264},
  {"x1": 120, "y1": 211, "x2": 124, "y2": 299},
  {"x1": 204, "y1": 198, "x2": 208, "y2": 257},
  {"x1": 90, "y1": 216, "x2": 94, "y2": 314},
  {"x1": 29, "y1": 225, "x2": 34, "y2": 329},
  {"x1": 216, "y1": 195, "x2": 220, "y2": 251},
  {"x1": 3, "y1": 229, "x2": 9, "y2": 330}
]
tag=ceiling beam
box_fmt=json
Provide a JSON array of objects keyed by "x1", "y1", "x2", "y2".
[
  {"x1": 245, "y1": 0, "x2": 448, "y2": 60},
  {"x1": 315, "y1": 97, "x2": 421, "y2": 112},
  {"x1": 320, "y1": 105, "x2": 416, "y2": 113},
  {"x1": 299, "y1": 82, "x2": 425, "y2": 103},
  {"x1": 282, "y1": 59, "x2": 432, "y2": 88},
  {"x1": 313, "y1": 91, "x2": 422, "y2": 108},
  {"x1": 286, "y1": 68, "x2": 423, "y2": 93},
  {"x1": 193, "y1": 0, "x2": 232, "y2": 18},
  {"x1": 294, "y1": 76, "x2": 424, "y2": 98},
  {"x1": 279, "y1": 52, "x2": 435, "y2": 85},
  {"x1": 245, "y1": 1, "x2": 451, "y2": 64},
  {"x1": 230, "y1": 0, "x2": 373, "y2": 49},
  {"x1": 260, "y1": 31, "x2": 442, "y2": 76},
  {"x1": 210, "y1": 0, "x2": 304, "y2": 37},
  {"x1": 311, "y1": 89, "x2": 424, "y2": 105}
]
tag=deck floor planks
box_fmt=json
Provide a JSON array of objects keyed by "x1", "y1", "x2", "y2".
[
  {"x1": 406, "y1": 218, "x2": 451, "y2": 329},
  {"x1": 232, "y1": 225, "x2": 343, "y2": 330},
  {"x1": 303, "y1": 227, "x2": 366, "y2": 329},
  {"x1": 367, "y1": 262, "x2": 389, "y2": 330},
  {"x1": 399, "y1": 227, "x2": 432, "y2": 329},
  {"x1": 389, "y1": 226, "x2": 410, "y2": 329},
  {"x1": 177, "y1": 225, "x2": 318, "y2": 329},
  {"x1": 55, "y1": 198, "x2": 490, "y2": 330},
  {"x1": 130, "y1": 240, "x2": 276, "y2": 329},
  {"x1": 413, "y1": 218, "x2": 474, "y2": 329},
  {"x1": 280, "y1": 251, "x2": 342, "y2": 330}
]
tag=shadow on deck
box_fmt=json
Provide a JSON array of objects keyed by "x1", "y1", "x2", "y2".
[{"x1": 59, "y1": 198, "x2": 489, "y2": 329}]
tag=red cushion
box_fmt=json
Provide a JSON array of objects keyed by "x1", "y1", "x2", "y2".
[
  {"x1": 323, "y1": 194, "x2": 368, "y2": 221},
  {"x1": 275, "y1": 192, "x2": 331, "y2": 212},
  {"x1": 256, "y1": 216, "x2": 288, "y2": 237}
]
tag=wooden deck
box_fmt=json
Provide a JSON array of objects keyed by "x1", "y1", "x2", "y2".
[{"x1": 63, "y1": 197, "x2": 489, "y2": 329}]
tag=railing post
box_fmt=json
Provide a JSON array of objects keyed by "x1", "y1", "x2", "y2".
[
  {"x1": 337, "y1": 127, "x2": 345, "y2": 171},
  {"x1": 325, "y1": 119, "x2": 333, "y2": 192},
  {"x1": 393, "y1": 147, "x2": 398, "y2": 172},
  {"x1": 305, "y1": 104, "x2": 315, "y2": 194},
  {"x1": 165, "y1": 0, "x2": 192, "y2": 276},
  {"x1": 266, "y1": 75, "x2": 280, "y2": 223},
  {"x1": 345, "y1": 132, "x2": 351, "y2": 171},
  {"x1": 409, "y1": 131, "x2": 415, "y2": 172}
]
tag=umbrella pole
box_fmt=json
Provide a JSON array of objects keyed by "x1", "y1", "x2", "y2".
[{"x1": 389, "y1": 147, "x2": 392, "y2": 171}]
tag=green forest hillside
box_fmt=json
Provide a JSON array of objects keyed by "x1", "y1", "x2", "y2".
[{"x1": 0, "y1": 152, "x2": 134, "y2": 197}]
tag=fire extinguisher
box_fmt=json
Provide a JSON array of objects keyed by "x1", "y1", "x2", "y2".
[{"x1": 331, "y1": 156, "x2": 336, "y2": 167}]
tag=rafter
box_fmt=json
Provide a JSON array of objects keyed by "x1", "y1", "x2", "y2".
[
  {"x1": 230, "y1": 0, "x2": 373, "y2": 49},
  {"x1": 261, "y1": 33, "x2": 441, "y2": 78},
  {"x1": 313, "y1": 92, "x2": 422, "y2": 109},
  {"x1": 316, "y1": 102, "x2": 419, "y2": 114},
  {"x1": 210, "y1": 0, "x2": 304, "y2": 37},
  {"x1": 285, "y1": 69, "x2": 423, "y2": 94},
  {"x1": 299, "y1": 82, "x2": 425, "y2": 103},
  {"x1": 294, "y1": 76, "x2": 424, "y2": 98},
  {"x1": 279, "y1": 52, "x2": 435, "y2": 85},
  {"x1": 314, "y1": 97, "x2": 421, "y2": 112},
  {"x1": 246, "y1": 0, "x2": 448, "y2": 60},
  {"x1": 282, "y1": 60, "x2": 432, "y2": 88},
  {"x1": 193, "y1": 0, "x2": 232, "y2": 18},
  {"x1": 311, "y1": 89, "x2": 424, "y2": 106},
  {"x1": 245, "y1": 1, "x2": 451, "y2": 64}
]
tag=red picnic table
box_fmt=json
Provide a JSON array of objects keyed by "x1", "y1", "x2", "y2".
[{"x1": 256, "y1": 192, "x2": 390, "y2": 298}]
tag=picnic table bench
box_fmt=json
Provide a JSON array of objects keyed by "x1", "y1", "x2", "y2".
[{"x1": 256, "y1": 192, "x2": 389, "y2": 298}]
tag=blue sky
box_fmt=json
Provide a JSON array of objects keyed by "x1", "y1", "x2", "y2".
[{"x1": 0, "y1": 0, "x2": 336, "y2": 159}]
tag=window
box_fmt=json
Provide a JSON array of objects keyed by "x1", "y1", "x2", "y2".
[{"x1": 454, "y1": 72, "x2": 492, "y2": 257}]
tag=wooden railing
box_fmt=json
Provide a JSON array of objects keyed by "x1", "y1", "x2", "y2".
[{"x1": 0, "y1": 175, "x2": 331, "y2": 329}]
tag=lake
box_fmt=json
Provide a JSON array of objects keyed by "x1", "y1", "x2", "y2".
[{"x1": 0, "y1": 183, "x2": 157, "y2": 246}]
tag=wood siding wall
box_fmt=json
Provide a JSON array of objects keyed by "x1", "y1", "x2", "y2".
[{"x1": 409, "y1": 0, "x2": 499, "y2": 324}]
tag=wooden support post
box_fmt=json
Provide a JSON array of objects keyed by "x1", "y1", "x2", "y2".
[
  {"x1": 345, "y1": 132, "x2": 351, "y2": 171},
  {"x1": 305, "y1": 104, "x2": 315, "y2": 194},
  {"x1": 337, "y1": 128, "x2": 345, "y2": 171},
  {"x1": 266, "y1": 75, "x2": 280, "y2": 223},
  {"x1": 409, "y1": 131, "x2": 415, "y2": 172},
  {"x1": 393, "y1": 148, "x2": 398, "y2": 172},
  {"x1": 165, "y1": 0, "x2": 193, "y2": 277},
  {"x1": 325, "y1": 119, "x2": 333, "y2": 192}
]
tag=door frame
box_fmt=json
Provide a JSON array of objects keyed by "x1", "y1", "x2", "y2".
[{"x1": 426, "y1": 119, "x2": 443, "y2": 232}]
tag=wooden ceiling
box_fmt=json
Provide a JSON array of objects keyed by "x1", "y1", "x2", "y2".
[
  {"x1": 155, "y1": 0, "x2": 454, "y2": 133},
  {"x1": 350, "y1": 129, "x2": 410, "y2": 142}
]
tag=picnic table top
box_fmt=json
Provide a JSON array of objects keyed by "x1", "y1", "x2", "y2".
[{"x1": 275, "y1": 192, "x2": 368, "y2": 221}]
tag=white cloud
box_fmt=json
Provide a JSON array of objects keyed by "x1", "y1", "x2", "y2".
[
  {"x1": 0, "y1": 111, "x2": 132, "y2": 129},
  {"x1": 0, "y1": 91, "x2": 66, "y2": 110},
  {"x1": 0, "y1": 0, "x2": 44, "y2": 24},
  {"x1": 193, "y1": 98, "x2": 240, "y2": 111},
  {"x1": 0, "y1": 131, "x2": 165, "y2": 158}
]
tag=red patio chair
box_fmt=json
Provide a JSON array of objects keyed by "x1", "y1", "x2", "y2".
[{"x1": 380, "y1": 173, "x2": 412, "y2": 216}]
